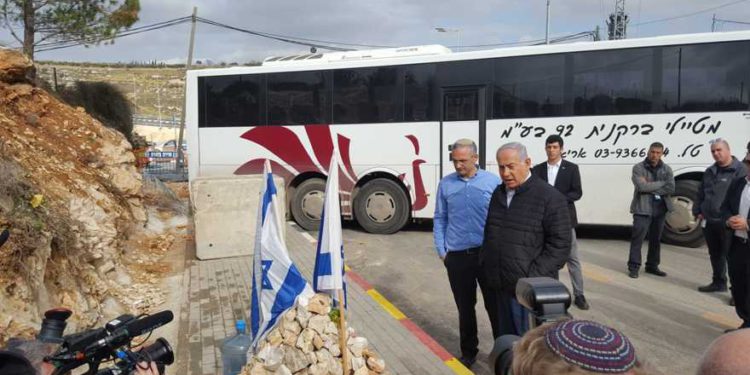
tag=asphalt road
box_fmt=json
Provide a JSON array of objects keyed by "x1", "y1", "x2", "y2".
[{"x1": 335, "y1": 222, "x2": 738, "y2": 375}]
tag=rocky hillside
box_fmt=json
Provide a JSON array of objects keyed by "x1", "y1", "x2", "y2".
[{"x1": 0, "y1": 49, "x2": 176, "y2": 344}]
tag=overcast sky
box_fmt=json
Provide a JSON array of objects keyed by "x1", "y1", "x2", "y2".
[{"x1": 2, "y1": 0, "x2": 750, "y2": 64}]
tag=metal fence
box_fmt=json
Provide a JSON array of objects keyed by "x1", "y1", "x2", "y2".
[{"x1": 142, "y1": 151, "x2": 188, "y2": 181}]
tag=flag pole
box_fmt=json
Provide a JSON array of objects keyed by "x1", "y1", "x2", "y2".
[{"x1": 337, "y1": 289, "x2": 349, "y2": 374}]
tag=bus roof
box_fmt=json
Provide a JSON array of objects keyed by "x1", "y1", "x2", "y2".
[{"x1": 188, "y1": 30, "x2": 750, "y2": 77}]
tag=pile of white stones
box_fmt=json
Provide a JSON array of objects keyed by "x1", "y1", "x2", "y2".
[{"x1": 242, "y1": 293, "x2": 388, "y2": 375}]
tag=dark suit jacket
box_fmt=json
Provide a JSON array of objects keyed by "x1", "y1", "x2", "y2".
[
  {"x1": 532, "y1": 159, "x2": 583, "y2": 227},
  {"x1": 721, "y1": 177, "x2": 750, "y2": 239}
]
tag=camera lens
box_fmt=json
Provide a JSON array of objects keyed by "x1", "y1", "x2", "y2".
[
  {"x1": 490, "y1": 335, "x2": 521, "y2": 375},
  {"x1": 140, "y1": 338, "x2": 174, "y2": 365}
]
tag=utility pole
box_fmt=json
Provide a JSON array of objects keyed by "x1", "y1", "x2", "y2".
[
  {"x1": 176, "y1": 6, "x2": 197, "y2": 171},
  {"x1": 711, "y1": 13, "x2": 716, "y2": 32},
  {"x1": 607, "y1": 0, "x2": 628, "y2": 40},
  {"x1": 132, "y1": 74, "x2": 137, "y2": 113},
  {"x1": 545, "y1": 0, "x2": 551, "y2": 44}
]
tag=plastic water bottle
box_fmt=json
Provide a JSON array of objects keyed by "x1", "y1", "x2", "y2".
[{"x1": 222, "y1": 320, "x2": 252, "y2": 375}]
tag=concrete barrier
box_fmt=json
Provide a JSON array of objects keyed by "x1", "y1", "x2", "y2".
[{"x1": 191, "y1": 175, "x2": 286, "y2": 260}]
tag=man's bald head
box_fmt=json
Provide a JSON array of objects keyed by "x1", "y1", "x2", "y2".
[{"x1": 697, "y1": 329, "x2": 750, "y2": 375}]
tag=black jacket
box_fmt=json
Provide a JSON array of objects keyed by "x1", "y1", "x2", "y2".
[
  {"x1": 695, "y1": 157, "x2": 747, "y2": 222},
  {"x1": 480, "y1": 174, "x2": 572, "y2": 294},
  {"x1": 532, "y1": 159, "x2": 582, "y2": 227},
  {"x1": 721, "y1": 177, "x2": 750, "y2": 237}
]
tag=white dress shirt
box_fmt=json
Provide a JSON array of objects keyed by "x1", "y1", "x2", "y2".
[
  {"x1": 547, "y1": 160, "x2": 561, "y2": 186},
  {"x1": 736, "y1": 180, "x2": 750, "y2": 239}
]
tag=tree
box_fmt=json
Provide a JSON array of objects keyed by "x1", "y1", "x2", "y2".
[{"x1": 1, "y1": 0, "x2": 140, "y2": 61}]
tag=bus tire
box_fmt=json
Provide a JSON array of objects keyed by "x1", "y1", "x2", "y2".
[
  {"x1": 663, "y1": 180, "x2": 705, "y2": 248},
  {"x1": 354, "y1": 178, "x2": 410, "y2": 234},
  {"x1": 291, "y1": 178, "x2": 326, "y2": 231}
]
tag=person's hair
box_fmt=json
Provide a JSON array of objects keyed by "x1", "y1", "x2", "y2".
[
  {"x1": 709, "y1": 138, "x2": 730, "y2": 149},
  {"x1": 497, "y1": 142, "x2": 528, "y2": 160},
  {"x1": 452, "y1": 138, "x2": 477, "y2": 155},
  {"x1": 512, "y1": 322, "x2": 652, "y2": 375},
  {"x1": 649, "y1": 142, "x2": 664, "y2": 151},
  {"x1": 545, "y1": 135, "x2": 564, "y2": 148}
]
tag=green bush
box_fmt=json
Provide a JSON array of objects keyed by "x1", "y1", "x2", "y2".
[{"x1": 60, "y1": 81, "x2": 134, "y2": 144}]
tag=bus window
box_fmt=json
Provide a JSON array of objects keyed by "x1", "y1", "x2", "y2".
[
  {"x1": 404, "y1": 64, "x2": 437, "y2": 122},
  {"x1": 661, "y1": 41, "x2": 750, "y2": 112},
  {"x1": 443, "y1": 91, "x2": 478, "y2": 121},
  {"x1": 333, "y1": 67, "x2": 403, "y2": 124},
  {"x1": 572, "y1": 47, "x2": 654, "y2": 116},
  {"x1": 267, "y1": 70, "x2": 330, "y2": 125},
  {"x1": 493, "y1": 54, "x2": 566, "y2": 119},
  {"x1": 200, "y1": 75, "x2": 262, "y2": 127}
]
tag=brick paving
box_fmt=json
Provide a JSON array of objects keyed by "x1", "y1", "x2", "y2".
[{"x1": 175, "y1": 222, "x2": 457, "y2": 375}]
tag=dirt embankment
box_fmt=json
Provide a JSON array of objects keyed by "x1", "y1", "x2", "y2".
[{"x1": 0, "y1": 49, "x2": 183, "y2": 344}]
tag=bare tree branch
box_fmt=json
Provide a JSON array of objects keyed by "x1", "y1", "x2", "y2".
[{"x1": 1, "y1": 0, "x2": 23, "y2": 45}]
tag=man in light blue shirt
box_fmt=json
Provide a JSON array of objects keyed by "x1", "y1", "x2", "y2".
[{"x1": 434, "y1": 138, "x2": 500, "y2": 368}]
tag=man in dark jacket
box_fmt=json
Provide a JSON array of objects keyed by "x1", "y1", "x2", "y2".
[
  {"x1": 481, "y1": 142, "x2": 571, "y2": 336},
  {"x1": 720, "y1": 154, "x2": 750, "y2": 331},
  {"x1": 694, "y1": 138, "x2": 747, "y2": 295},
  {"x1": 627, "y1": 142, "x2": 674, "y2": 278},
  {"x1": 532, "y1": 135, "x2": 588, "y2": 310}
]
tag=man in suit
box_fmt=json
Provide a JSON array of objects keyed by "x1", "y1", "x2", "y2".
[
  {"x1": 721, "y1": 152, "x2": 750, "y2": 331},
  {"x1": 532, "y1": 135, "x2": 588, "y2": 310}
]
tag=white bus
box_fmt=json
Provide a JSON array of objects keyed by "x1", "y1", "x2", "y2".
[{"x1": 186, "y1": 30, "x2": 750, "y2": 247}]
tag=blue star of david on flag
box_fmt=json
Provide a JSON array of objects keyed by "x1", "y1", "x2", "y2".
[
  {"x1": 261, "y1": 260, "x2": 273, "y2": 290},
  {"x1": 313, "y1": 152, "x2": 347, "y2": 307},
  {"x1": 250, "y1": 161, "x2": 313, "y2": 349}
]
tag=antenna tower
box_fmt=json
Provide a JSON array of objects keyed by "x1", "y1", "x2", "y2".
[{"x1": 607, "y1": 0, "x2": 628, "y2": 40}]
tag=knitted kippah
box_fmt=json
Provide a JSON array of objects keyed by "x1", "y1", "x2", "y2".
[{"x1": 544, "y1": 320, "x2": 636, "y2": 373}]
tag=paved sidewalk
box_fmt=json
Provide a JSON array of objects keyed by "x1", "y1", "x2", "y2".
[{"x1": 175, "y1": 222, "x2": 461, "y2": 375}]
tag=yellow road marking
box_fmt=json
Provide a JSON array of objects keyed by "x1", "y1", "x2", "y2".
[
  {"x1": 366, "y1": 289, "x2": 406, "y2": 320},
  {"x1": 444, "y1": 358, "x2": 473, "y2": 374},
  {"x1": 579, "y1": 262, "x2": 614, "y2": 284},
  {"x1": 702, "y1": 312, "x2": 741, "y2": 329}
]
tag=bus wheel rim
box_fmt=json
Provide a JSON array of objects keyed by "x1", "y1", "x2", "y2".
[
  {"x1": 666, "y1": 195, "x2": 698, "y2": 234},
  {"x1": 365, "y1": 191, "x2": 396, "y2": 223},
  {"x1": 301, "y1": 190, "x2": 324, "y2": 220}
]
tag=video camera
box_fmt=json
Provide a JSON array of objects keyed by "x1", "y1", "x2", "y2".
[
  {"x1": 488, "y1": 277, "x2": 572, "y2": 375},
  {"x1": 38, "y1": 307, "x2": 175, "y2": 375}
]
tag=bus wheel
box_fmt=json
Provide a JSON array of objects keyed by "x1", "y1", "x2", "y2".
[
  {"x1": 354, "y1": 178, "x2": 410, "y2": 234},
  {"x1": 291, "y1": 178, "x2": 326, "y2": 231},
  {"x1": 663, "y1": 180, "x2": 705, "y2": 248}
]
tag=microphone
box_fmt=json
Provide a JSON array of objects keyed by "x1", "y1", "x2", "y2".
[
  {"x1": 123, "y1": 310, "x2": 174, "y2": 338},
  {"x1": 86, "y1": 311, "x2": 174, "y2": 354}
]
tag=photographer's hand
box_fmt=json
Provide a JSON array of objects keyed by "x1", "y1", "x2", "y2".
[{"x1": 135, "y1": 361, "x2": 160, "y2": 375}]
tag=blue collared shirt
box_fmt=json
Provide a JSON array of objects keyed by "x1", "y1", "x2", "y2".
[{"x1": 433, "y1": 169, "x2": 500, "y2": 258}]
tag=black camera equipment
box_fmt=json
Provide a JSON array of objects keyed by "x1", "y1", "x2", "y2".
[
  {"x1": 95, "y1": 337, "x2": 174, "y2": 375},
  {"x1": 0, "y1": 228, "x2": 9, "y2": 248},
  {"x1": 38, "y1": 308, "x2": 73, "y2": 344},
  {"x1": 44, "y1": 310, "x2": 174, "y2": 375},
  {"x1": 488, "y1": 277, "x2": 572, "y2": 375}
]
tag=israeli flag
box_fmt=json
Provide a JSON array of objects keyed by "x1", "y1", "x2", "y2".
[
  {"x1": 250, "y1": 160, "x2": 313, "y2": 349},
  {"x1": 313, "y1": 153, "x2": 347, "y2": 307}
]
